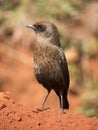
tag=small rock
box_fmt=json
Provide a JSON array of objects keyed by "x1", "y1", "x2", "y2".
[
  {"x1": 0, "y1": 102, "x2": 6, "y2": 110},
  {"x1": 3, "y1": 91, "x2": 11, "y2": 100},
  {"x1": 8, "y1": 112, "x2": 22, "y2": 122},
  {"x1": 38, "y1": 122, "x2": 41, "y2": 126}
]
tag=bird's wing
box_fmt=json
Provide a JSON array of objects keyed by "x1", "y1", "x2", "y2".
[{"x1": 58, "y1": 48, "x2": 70, "y2": 89}]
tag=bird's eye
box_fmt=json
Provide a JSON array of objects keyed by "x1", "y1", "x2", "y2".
[{"x1": 37, "y1": 25, "x2": 45, "y2": 32}]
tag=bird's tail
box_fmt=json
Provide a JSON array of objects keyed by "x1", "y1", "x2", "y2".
[
  {"x1": 56, "y1": 91, "x2": 69, "y2": 109},
  {"x1": 61, "y1": 94, "x2": 69, "y2": 109}
]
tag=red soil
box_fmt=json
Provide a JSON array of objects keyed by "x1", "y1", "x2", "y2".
[{"x1": 0, "y1": 92, "x2": 98, "y2": 130}]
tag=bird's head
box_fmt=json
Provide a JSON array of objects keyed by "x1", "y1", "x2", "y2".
[{"x1": 26, "y1": 21, "x2": 61, "y2": 47}]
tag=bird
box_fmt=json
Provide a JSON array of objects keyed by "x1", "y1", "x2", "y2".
[{"x1": 26, "y1": 21, "x2": 70, "y2": 113}]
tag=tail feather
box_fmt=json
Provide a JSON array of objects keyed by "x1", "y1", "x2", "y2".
[
  {"x1": 62, "y1": 95, "x2": 69, "y2": 109},
  {"x1": 56, "y1": 91, "x2": 69, "y2": 109}
]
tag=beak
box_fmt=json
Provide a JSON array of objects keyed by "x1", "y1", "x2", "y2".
[{"x1": 25, "y1": 24, "x2": 36, "y2": 30}]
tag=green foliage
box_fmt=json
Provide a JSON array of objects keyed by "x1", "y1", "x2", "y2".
[
  {"x1": 0, "y1": 0, "x2": 21, "y2": 10},
  {"x1": 0, "y1": 14, "x2": 6, "y2": 26},
  {"x1": 35, "y1": 0, "x2": 86, "y2": 20},
  {"x1": 69, "y1": 63, "x2": 81, "y2": 83},
  {"x1": 81, "y1": 39, "x2": 98, "y2": 56},
  {"x1": 59, "y1": 26, "x2": 72, "y2": 48},
  {"x1": 77, "y1": 78, "x2": 98, "y2": 117}
]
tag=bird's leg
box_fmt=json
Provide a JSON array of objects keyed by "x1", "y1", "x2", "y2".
[
  {"x1": 32, "y1": 90, "x2": 50, "y2": 113},
  {"x1": 60, "y1": 92, "x2": 65, "y2": 114},
  {"x1": 40, "y1": 90, "x2": 50, "y2": 109}
]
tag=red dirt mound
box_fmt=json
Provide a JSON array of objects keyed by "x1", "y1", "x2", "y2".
[{"x1": 0, "y1": 92, "x2": 98, "y2": 130}]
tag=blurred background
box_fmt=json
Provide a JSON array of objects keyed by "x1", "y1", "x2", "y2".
[{"x1": 0, "y1": 0, "x2": 98, "y2": 117}]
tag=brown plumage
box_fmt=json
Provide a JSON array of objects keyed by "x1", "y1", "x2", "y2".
[{"x1": 26, "y1": 21, "x2": 70, "y2": 113}]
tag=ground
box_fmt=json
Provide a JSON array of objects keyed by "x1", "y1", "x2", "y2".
[{"x1": 0, "y1": 92, "x2": 98, "y2": 130}]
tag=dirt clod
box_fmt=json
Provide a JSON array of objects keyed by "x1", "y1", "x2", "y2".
[
  {"x1": 0, "y1": 102, "x2": 6, "y2": 110},
  {"x1": 0, "y1": 92, "x2": 98, "y2": 130}
]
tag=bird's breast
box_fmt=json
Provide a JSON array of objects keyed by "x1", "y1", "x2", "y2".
[{"x1": 33, "y1": 54, "x2": 61, "y2": 83}]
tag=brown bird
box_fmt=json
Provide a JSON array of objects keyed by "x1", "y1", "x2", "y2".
[{"x1": 26, "y1": 21, "x2": 70, "y2": 113}]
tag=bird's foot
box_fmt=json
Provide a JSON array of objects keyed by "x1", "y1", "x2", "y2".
[
  {"x1": 32, "y1": 107, "x2": 50, "y2": 113},
  {"x1": 60, "y1": 109, "x2": 66, "y2": 114},
  {"x1": 39, "y1": 106, "x2": 50, "y2": 111}
]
